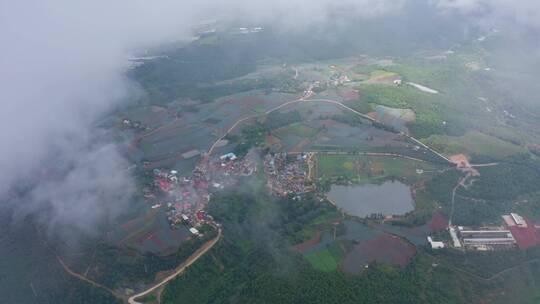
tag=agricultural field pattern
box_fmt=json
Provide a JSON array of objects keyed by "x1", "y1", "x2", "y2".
[{"x1": 6, "y1": 4, "x2": 540, "y2": 304}]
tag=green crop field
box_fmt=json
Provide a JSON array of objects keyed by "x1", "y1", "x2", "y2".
[
  {"x1": 304, "y1": 248, "x2": 339, "y2": 272},
  {"x1": 424, "y1": 131, "x2": 526, "y2": 158},
  {"x1": 276, "y1": 122, "x2": 319, "y2": 138},
  {"x1": 316, "y1": 154, "x2": 441, "y2": 185}
]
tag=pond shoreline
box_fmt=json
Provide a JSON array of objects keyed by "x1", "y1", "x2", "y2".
[{"x1": 327, "y1": 181, "x2": 414, "y2": 217}]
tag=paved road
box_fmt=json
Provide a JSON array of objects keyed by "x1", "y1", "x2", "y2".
[
  {"x1": 128, "y1": 228, "x2": 222, "y2": 304},
  {"x1": 470, "y1": 162, "x2": 499, "y2": 167},
  {"x1": 207, "y1": 91, "x2": 451, "y2": 165}
]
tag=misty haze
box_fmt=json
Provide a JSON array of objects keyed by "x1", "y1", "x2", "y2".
[{"x1": 3, "y1": 0, "x2": 540, "y2": 303}]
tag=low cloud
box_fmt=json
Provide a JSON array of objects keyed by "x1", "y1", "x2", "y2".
[
  {"x1": 4, "y1": 0, "x2": 536, "y2": 239},
  {"x1": 0, "y1": 0, "x2": 198, "y2": 236},
  {"x1": 13, "y1": 143, "x2": 135, "y2": 238},
  {"x1": 435, "y1": 0, "x2": 540, "y2": 30},
  {"x1": 0, "y1": 0, "x2": 403, "y2": 237},
  {"x1": 223, "y1": 0, "x2": 405, "y2": 28}
]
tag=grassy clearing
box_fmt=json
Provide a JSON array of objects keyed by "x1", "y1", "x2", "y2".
[
  {"x1": 252, "y1": 104, "x2": 267, "y2": 114},
  {"x1": 351, "y1": 49, "x2": 494, "y2": 139},
  {"x1": 316, "y1": 154, "x2": 440, "y2": 185},
  {"x1": 327, "y1": 242, "x2": 344, "y2": 262},
  {"x1": 424, "y1": 131, "x2": 526, "y2": 158},
  {"x1": 274, "y1": 122, "x2": 319, "y2": 139},
  {"x1": 350, "y1": 64, "x2": 383, "y2": 75},
  {"x1": 294, "y1": 210, "x2": 342, "y2": 244},
  {"x1": 139, "y1": 141, "x2": 154, "y2": 154},
  {"x1": 370, "y1": 70, "x2": 397, "y2": 78},
  {"x1": 363, "y1": 70, "x2": 399, "y2": 83},
  {"x1": 358, "y1": 84, "x2": 431, "y2": 109},
  {"x1": 383, "y1": 50, "x2": 483, "y2": 91},
  {"x1": 304, "y1": 248, "x2": 339, "y2": 272},
  {"x1": 353, "y1": 83, "x2": 446, "y2": 137},
  {"x1": 196, "y1": 34, "x2": 219, "y2": 45}
]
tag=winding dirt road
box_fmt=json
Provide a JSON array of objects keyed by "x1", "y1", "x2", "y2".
[
  {"x1": 56, "y1": 255, "x2": 121, "y2": 299},
  {"x1": 448, "y1": 171, "x2": 475, "y2": 227}
]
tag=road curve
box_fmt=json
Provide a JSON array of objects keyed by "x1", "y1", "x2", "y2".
[
  {"x1": 305, "y1": 98, "x2": 451, "y2": 163},
  {"x1": 207, "y1": 87, "x2": 314, "y2": 156},
  {"x1": 128, "y1": 228, "x2": 222, "y2": 304}
]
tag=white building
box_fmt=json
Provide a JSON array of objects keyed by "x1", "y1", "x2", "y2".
[
  {"x1": 510, "y1": 213, "x2": 527, "y2": 227},
  {"x1": 427, "y1": 237, "x2": 445, "y2": 249},
  {"x1": 220, "y1": 152, "x2": 237, "y2": 161}
]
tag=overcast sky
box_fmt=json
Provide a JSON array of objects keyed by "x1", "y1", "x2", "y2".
[
  {"x1": 436, "y1": 0, "x2": 540, "y2": 29},
  {"x1": 0, "y1": 0, "x2": 538, "y2": 237}
]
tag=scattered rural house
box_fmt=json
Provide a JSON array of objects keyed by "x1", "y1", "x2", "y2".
[
  {"x1": 220, "y1": 152, "x2": 237, "y2": 161},
  {"x1": 189, "y1": 227, "x2": 200, "y2": 235}
]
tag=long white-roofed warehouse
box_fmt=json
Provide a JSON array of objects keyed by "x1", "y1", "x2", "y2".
[{"x1": 457, "y1": 227, "x2": 516, "y2": 250}]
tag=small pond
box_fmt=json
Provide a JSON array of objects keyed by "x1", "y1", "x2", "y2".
[{"x1": 327, "y1": 181, "x2": 414, "y2": 217}]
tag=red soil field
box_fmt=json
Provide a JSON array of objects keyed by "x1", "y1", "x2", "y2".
[
  {"x1": 266, "y1": 134, "x2": 280, "y2": 145},
  {"x1": 427, "y1": 212, "x2": 448, "y2": 232},
  {"x1": 295, "y1": 231, "x2": 321, "y2": 253},
  {"x1": 338, "y1": 89, "x2": 360, "y2": 101},
  {"x1": 343, "y1": 234, "x2": 416, "y2": 273},
  {"x1": 357, "y1": 234, "x2": 416, "y2": 267},
  {"x1": 509, "y1": 219, "x2": 540, "y2": 250},
  {"x1": 290, "y1": 139, "x2": 311, "y2": 153}
]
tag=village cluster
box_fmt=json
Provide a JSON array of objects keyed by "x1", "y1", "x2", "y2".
[
  {"x1": 147, "y1": 151, "x2": 257, "y2": 236},
  {"x1": 263, "y1": 152, "x2": 315, "y2": 197},
  {"x1": 140, "y1": 149, "x2": 323, "y2": 239}
]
